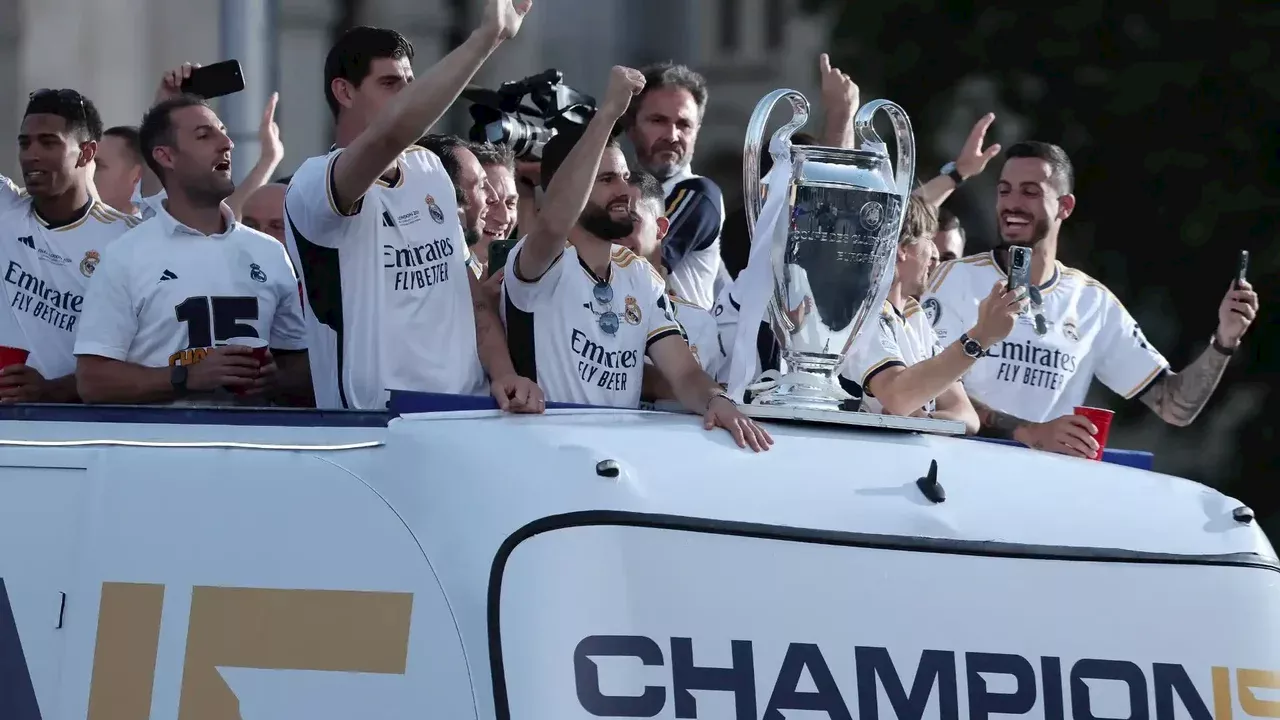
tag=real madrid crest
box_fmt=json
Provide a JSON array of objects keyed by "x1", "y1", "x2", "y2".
[
  {"x1": 859, "y1": 201, "x2": 884, "y2": 231},
  {"x1": 425, "y1": 195, "x2": 445, "y2": 224},
  {"x1": 624, "y1": 295, "x2": 642, "y2": 325},
  {"x1": 80, "y1": 250, "x2": 99, "y2": 278},
  {"x1": 249, "y1": 263, "x2": 267, "y2": 283},
  {"x1": 1062, "y1": 320, "x2": 1080, "y2": 342}
]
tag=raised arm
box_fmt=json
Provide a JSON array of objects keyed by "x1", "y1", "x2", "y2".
[
  {"x1": 913, "y1": 113, "x2": 1001, "y2": 209},
  {"x1": 225, "y1": 93, "x2": 284, "y2": 218},
  {"x1": 1138, "y1": 280, "x2": 1258, "y2": 426},
  {"x1": 518, "y1": 65, "x2": 644, "y2": 279},
  {"x1": 817, "y1": 53, "x2": 858, "y2": 150},
  {"x1": 330, "y1": 0, "x2": 531, "y2": 213}
]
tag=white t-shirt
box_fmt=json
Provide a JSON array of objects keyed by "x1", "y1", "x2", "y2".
[
  {"x1": 284, "y1": 147, "x2": 486, "y2": 410},
  {"x1": 921, "y1": 251, "x2": 1170, "y2": 422},
  {"x1": 502, "y1": 239, "x2": 684, "y2": 407},
  {"x1": 0, "y1": 182, "x2": 141, "y2": 379},
  {"x1": 73, "y1": 202, "x2": 306, "y2": 368},
  {"x1": 642, "y1": 292, "x2": 721, "y2": 380},
  {"x1": 841, "y1": 298, "x2": 942, "y2": 414},
  {"x1": 711, "y1": 279, "x2": 755, "y2": 384}
]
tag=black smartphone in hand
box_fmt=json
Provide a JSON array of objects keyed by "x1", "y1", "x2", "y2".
[
  {"x1": 181, "y1": 60, "x2": 245, "y2": 100},
  {"x1": 487, "y1": 239, "x2": 518, "y2": 278},
  {"x1": 1007, "y1": 245, "x2": 1032, "y2": 295},
  {"x1": 1236, "y1": 250, "x2": 1249, "y2": 289}
]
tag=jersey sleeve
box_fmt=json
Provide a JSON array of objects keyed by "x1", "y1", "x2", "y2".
[
  {"x1": 661, "y1": 177, "x2": 724, "y2": 272},
  {"x1": 642, "y1": 264, "x2": 685, "y2": 350},
  {"x1": 1093, "y1": 297, "x2": 1170, "y2": 399},
  {"x1": 72, "y1": 244, "x2": 138, "y2": 362},
  {"x1": 502, "y1": 236, "x2": 567, "y2": 312},
  {"x1": 841, "y1": 311, "x2": 905, "y2": 391},
  {"x1": 0, "y1": 174, "x2": 25, "y2": 215},
  {"x1": 267, "y1": 244, "x2": 308, "y2": 352},
  {"x1": 283, "y1": 153, "x2": 358, "y2": 247},
  {"x1": 920, "y1": 259, "x2": 966, "y2": 344}
]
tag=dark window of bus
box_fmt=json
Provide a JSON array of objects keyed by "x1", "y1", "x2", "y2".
[
  {"x1": 719, "y1": 0, "x2": 740, "y2": 52},
  {"x1": 765, "y1": 0, "x2": 785, "y2": 50}
]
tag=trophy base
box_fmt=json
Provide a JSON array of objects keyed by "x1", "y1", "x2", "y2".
[{"x1": 739, "y1": 404, "x2": 968, "y2": 436}]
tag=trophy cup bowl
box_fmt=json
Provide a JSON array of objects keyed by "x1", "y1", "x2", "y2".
[{"x1": 741, "y1": 90, "x2": 917, "y2": 413}]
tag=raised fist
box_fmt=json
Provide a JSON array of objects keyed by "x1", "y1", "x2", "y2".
[{"x1": 602, "y1": 66, "x2": 646, "y2": 118}]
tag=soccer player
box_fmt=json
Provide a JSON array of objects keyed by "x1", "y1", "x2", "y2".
[
  {"x1": 841, "y1": 196, "x2": 1022, "y2": 434},
  {"x1": 73, "y1": 96, "x2": 308, "y2": 406},
  {"x1": 922, "y1": 141, "x2": 1259, "y2": 457},
  {"x1": 472, "y1": 142, "x2": 518, "y2": 261},
  {"x1": 0, "y1": 89, "x2": 140, "y2": 403},
  {"x1": 621, "y1": 170, "x2": 722, "y2": 381},
  {"x1": 94, "y1": 125, "x2": 145, "y2": 215},
  {"x1": 624, "y1": 63, "x2": 723, "y2": 310},
  {"x1": 284, "y1": 2, "x2": 542, "y2": 413},
  {"x1": 503, "y1": 66, "x2": 771, "y2": 452},
  {"x1": 416, "y1": 134, "x2": 491, "y2": 278}
]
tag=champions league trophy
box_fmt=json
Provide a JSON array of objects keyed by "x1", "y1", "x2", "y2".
[{"x1": 734, "y1": 89, "x2": 965, "y2": 434}]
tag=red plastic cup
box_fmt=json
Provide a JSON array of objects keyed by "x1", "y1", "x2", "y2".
[
  {"x1": 0, "y1": 346, "x2": 30, "y2": 370},
  {"x1": 1073, "y1": 406, "x2": 1115, "y2": 461},
  {"x1": 226, "y1": 337, "x2": 268, "y2": 396}
]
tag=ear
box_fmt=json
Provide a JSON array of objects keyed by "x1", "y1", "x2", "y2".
[
  {"x1": 151, "y1": 145, "x2": 176, "y2": 175},
  {"x1": 655, "y1": 215, "x2": 670, "y2": 242},
  {"x1": 896, "y1": 243, "x2": 909, "y2": 264},
  {"x1": 330, "y1": 78, "x2": 356, "y2": 111},
  {"x1": 76, "y1": 140, "x2": 98, "y2": 169},
  {"x1": 1057, "y1": 193, "x2": 1076, "y2": 220}
]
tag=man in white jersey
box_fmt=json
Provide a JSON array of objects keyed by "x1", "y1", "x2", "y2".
[
  {"x1": 74, "y1": 96, "x2": 308, "y2": 406},
  {"x1": 922, "y1": 141, "x2": 1259, "y2": 457},
  {"x1": 620, "y1": 171, "x2": 722, "y2": 401},
  {"x1": 842, "y1": 195, "x2": 1022, "y2": 434},
  {"x1": 504, "y1": 66, "x2": 772, "y2": 452},
  {"x1": 0, "y1": 89, "x2": 140, "y2": 403},
  {"x1": 284, "y1": 8, "x2": 542, "y2": 413},
  {"x1": 625, "y1": 63, "x2": 723, "y2": 309}
]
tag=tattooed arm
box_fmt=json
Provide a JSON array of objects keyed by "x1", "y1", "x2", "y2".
[
  {"x1": 971, "y1": 396, "x2": 1028, "y2": 440},
  {"x1": 1137, "y1": 345, "x2": 1231, "y2": 427}
]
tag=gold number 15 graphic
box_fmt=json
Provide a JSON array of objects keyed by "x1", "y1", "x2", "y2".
[{"x1": 85, "y1": 582, "x2": 414, "y2": 720}]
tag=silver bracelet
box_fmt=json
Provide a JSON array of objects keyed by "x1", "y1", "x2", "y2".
[{"x1": 706, "y1": 388, "x2": 735, "y2": 412}]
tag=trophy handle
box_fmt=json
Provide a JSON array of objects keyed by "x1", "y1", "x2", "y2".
[
  {"x1": 852, "y1": 99, "x2": 916, "y2": 198},
  {"x1": 743, "y1": 89, "x2": 810, "y2": 239}
]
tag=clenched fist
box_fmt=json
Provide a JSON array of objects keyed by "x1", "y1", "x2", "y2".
[{"x1": 602, "y1": 66, "x2": 646, "y2": 119}]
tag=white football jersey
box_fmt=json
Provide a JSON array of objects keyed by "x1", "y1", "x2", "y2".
[
  {"x1": 503, "y1": 240, "x2": 684, "y2": 407},
  {"x1": 921, "y1": 251, "x2": 1170, "y2": 422},
  {"x1": 661, "y1": 168, "x2": 724, "y2": 309},
  {"x1": 0, "y1": 191, "x2": 140, "y2": 379},
  {"x1": 710, "y1": 279, "x2": 755, "y2": 384},
  {"x1": 73, "y1": 202, "x2": 306, "y2": 369},
  {"x1": 643, "y1": 292, "x2": 721, "y2": 380},
  {"x1": 841, "y1": 298, "x2": 943, "y2": 415},
  {"x1": 284, "y1": 147, "x2": 486, "y2": 410}
]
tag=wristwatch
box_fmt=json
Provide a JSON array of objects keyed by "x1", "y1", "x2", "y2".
[
  {"x1": 706, "y1": 388, "x2": 735, "y2": 412},
  {"x1": 940, "y1": 161, "x2": 965, "y2": 187},
  {"x1": 959, "y1": 332, "x2": 985, "y2": 359},
  {"x1": 171, "y1": 364, "x2": 189, "y2": 396},
  {"x1": 1210, "y1": 333, "x2": 1236, "y2": 356}
]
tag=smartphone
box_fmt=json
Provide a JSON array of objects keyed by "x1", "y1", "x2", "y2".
[
  {"x1": 181, "y1": 60, "x2": 245, "y2": 100},
  {"x1": 1236, "y1": 250, "x2": 1249, "y2": 288},
  {"x1": 1007, "y1": 245, "x2": 1032, "y2": 295},
  {"x1": 487, "y1": 239, "x2": 518, "y2": 278}
]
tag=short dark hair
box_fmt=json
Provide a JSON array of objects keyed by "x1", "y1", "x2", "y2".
[
  {"x1": 937, "y1": 206, "x2": 965, "y2": 241},
  {"x1": 418, "y1": 134, "x2": 469, "y2": 205},
  {"x1": 900, "y1": 195, "x2": 938, "y2": 245},
  {"x1": 324, "y1": 26, "x2": 414, "y2": 118},
  {"x1": 538, "y1": 127, "x2": 622, "y2": 191},
  {"x1": 139, "y1": 95, "x2": 211, "y2": 180},
  {"x1": 470, "y1": 142, "x2": 514, "y2": 172},
  {"x1": 628, "y1": 170, "x2": 665, "y2": 215},
  {"x1": 632, "y1": 62, "x2": 709, "y2": 123},
  {"x1": 104, "y1": 125, "x2": 142, "y2": 164},
  {"x1": 1004, "y1": 141, "x2": 1074, "y2": 195},
  {"x1": 24, "y1": 89, "x2": 104, "y2": 143}
]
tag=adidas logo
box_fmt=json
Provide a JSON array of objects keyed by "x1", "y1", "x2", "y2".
[
  {"x1": 381, "y1": 210, "x2": 397, "y2": 228},
  {"x1": 16, "y1": 236, "x2": 33, "y2": 249},
  {"x1": 158, "y1": 269, "x2": 178, "y2": 282}
]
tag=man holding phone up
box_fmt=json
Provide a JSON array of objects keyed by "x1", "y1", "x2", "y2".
[
  {"x1": 283, "y1": 0, "x2": 543, "y2": 412},
  {"x1": 922, "y1": 142, "x2": 1260, "y2": 458}
]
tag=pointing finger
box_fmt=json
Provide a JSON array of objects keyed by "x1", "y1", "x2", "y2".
[
  {"x1": 968, "y1": 113, "x2": 996, "y2": 149},
  {"x1": 819, "y1": 52, "x2": 832, "y2": 75}
]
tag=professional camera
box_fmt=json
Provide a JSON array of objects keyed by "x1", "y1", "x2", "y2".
[{"x1": 461, "y1": 69, "x2": 597, "y2": 161}]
